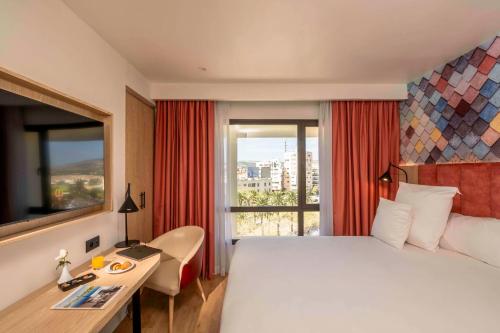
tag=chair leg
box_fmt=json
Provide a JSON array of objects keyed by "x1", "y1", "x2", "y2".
[
  {"x1": 196, "y1": 277, "x2": 207, "y2": 302},
  {"x1": 168, "y1": 295, "x2": 174, "y2": 333}
]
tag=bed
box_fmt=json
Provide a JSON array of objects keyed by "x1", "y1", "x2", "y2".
[
  {"x1": 220, "y1": 163, "x2": 500, "y2": 333},
  {"x1": 221, "y1": 236, "x2": 500, "y2": 333}
]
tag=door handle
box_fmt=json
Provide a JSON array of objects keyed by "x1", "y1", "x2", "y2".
[{"x1": 140, "y1": 192, "x2": 146, "y2": 209}]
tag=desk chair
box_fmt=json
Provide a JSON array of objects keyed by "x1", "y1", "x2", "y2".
[{"x1": 145, "y1": 226, "x2": 206, "y2": 333}]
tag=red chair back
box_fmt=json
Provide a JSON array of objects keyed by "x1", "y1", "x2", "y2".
[{"x1": 180, "y1": 240, "x2": 204, "y2": 289}]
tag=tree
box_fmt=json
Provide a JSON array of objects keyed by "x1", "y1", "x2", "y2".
[
  {"x1": 283, "y1": 191, "x2": 298, "y2": 233},
  {"x1": 88, "y1": 178, "x2": 102, "y2": 186},
  {"x1": 248, "y1": 190, "x2": 260, "y2": 228},
  {"x1": 236, "y1": 192, "x2": 248, "y2": 235},
  {"x1": 270, "y1": 191, "x2": 286, "y2": 236},
  {"x1": 284, "y1": 191, "x2": 298, "y2": 205},
  {"x1": 89, "y1": 187, "x2": 104, "y2": 200},
  {"x1": 307, "y1": 185, "x2": 320, "y2": 203},
  {"x1": 74, "y1": 179, "x2": 86, "y2": 193},
  {"x1": 238, "y1": 191, "x2": 250, "y2": 206},
  {"x1": 254, "y1": 191, "x2": 271, "y2": 236}
]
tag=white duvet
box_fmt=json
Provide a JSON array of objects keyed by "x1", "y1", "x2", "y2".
[{"x1": 220, "y1": 237, "x2": 500, "y2": 333}]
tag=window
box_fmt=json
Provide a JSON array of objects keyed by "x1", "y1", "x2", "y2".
[{"x1": 229, "y1": 120, "x2": 319, "y2": 238}]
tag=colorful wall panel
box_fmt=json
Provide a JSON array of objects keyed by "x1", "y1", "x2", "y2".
[{"x1": 400, "y1": 34, "x2": 500, "y2": 164}]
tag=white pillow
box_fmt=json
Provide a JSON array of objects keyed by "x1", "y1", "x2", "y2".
[
  {"x1": 395, "y1": 182, "x2": 458, "y2": 251},
  {"x1": 440, "y1": 213, "x2": 500, "y2": 267},
  {"x1": 371, "y1": 198, "x2": 413, "y2": 249}
]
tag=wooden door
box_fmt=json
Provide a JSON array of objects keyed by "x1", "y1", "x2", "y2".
[{"x1": 125, "y1": 87, "x2": 154, "y2": 242}]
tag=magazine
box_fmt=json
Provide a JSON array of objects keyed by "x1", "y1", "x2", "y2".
[{"x1": 52, "y1": 285, "x2": 124, "y2": 310}]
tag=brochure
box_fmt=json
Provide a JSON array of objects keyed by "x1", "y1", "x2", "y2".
[{"x1": 52, "y1": 285, "x2": 124, "y2": 310}]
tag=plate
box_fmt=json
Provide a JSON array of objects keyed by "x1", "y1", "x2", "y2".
[{"x1": 104, "y1": 261, "x2": 136, "y2": 274}]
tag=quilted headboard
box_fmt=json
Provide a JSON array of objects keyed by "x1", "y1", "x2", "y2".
[{"x1": 416, "y1": 163, "x2": 500, "y2": 219}]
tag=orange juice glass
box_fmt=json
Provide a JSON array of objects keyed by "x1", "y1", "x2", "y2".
[{"x1": 91, "y1": 255, "x2": 105, "y2": 269}]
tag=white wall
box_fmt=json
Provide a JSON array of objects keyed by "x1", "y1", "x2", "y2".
[
  {"x1": 150, "y1": 82, "x2": 407, "y2": 101},
  {"x1": 0, "y1": 0, "x2": 151, "y2": 310}
]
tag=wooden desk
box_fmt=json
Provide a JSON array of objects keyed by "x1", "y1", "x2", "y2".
[{"x1": 0, "y1": 247, "x2": 160, "y2": 333}]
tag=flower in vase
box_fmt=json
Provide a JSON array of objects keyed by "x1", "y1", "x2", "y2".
[{"x1": 55, "y1": 249, "x2": 71, "y2": 270}]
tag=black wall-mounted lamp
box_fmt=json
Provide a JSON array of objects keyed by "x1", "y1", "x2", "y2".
[
  {"x1": 115, "y1": 183, "x2": 140, "y2": 248},
  {"x1": 379, "y1": 163, "x2": 408, "y2": 183}
]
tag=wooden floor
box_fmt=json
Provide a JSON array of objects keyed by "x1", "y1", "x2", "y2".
[{"x1": 115, "y1": 276, "x2": 226, "y2": 333}]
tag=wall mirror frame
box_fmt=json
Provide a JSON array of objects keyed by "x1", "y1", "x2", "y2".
[{"x1": 0, "y1": 66, "x2": 112, "y2": 245}]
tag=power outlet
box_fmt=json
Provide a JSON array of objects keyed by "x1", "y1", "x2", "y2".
[{"x1": 86, "y1": 235, "x2": 100, "y2": 253}]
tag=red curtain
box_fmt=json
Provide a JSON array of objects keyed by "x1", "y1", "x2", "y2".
[
  {"x1": 153, "y1": 100, "x2": 215, "y2": 279},
  {"x1": 332, "y1": 101, "x2": 400, "y2": 236}
]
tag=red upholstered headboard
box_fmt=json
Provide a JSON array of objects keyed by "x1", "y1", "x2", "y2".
[{"x1": 417, "y1": 163, "x2": 500, "y2": 219}]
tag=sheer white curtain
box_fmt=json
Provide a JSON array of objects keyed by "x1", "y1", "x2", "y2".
[
  {"x1": 214, "y1": 102, "x2": 233, "y2": 275},
  {"x1": 319, "y1": 101, "x2": 333, "y2": 236}
]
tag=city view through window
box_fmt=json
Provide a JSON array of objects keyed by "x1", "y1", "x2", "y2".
[{"x1": 229, "y1": 122, "x2": 319, "y2": 238}]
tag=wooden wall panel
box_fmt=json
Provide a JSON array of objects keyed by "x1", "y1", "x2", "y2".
[{"x1": 125, "y1": 87, "x2": 154, "y2": 242}]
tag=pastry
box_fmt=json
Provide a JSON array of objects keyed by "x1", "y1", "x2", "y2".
[
  {"x1": 110, "y1": 262, "x2": 121, "y2": 271},
  {"x1": 121, "y1": 261, "x2": 132, "y2": 269}
]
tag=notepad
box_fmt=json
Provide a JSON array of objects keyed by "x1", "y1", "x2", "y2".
[{"x1": 116, "y1": 245, "x2": 162, "y2": 261}]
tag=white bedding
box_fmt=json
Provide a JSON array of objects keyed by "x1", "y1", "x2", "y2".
[{"x1": 220, "y1": 237, "x2": 500, "y2": 333}]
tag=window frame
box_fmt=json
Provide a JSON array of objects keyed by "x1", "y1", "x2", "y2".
[{"x1": 229, "y1": 119, "x2": 319, "y2": 237}]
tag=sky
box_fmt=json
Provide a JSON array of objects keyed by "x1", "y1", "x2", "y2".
[
  {"x1": 49, "y1": 140, "x2": 103, "y2": 166},
  {"x1": 237, "y1": 138, "x2": 318, "y2": 162}
]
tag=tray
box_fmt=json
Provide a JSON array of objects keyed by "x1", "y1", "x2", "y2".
[{"x1": 57, "y1": 273, "x2": 97, "y2": 292}]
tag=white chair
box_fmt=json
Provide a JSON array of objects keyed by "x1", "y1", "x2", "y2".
[{"x1": 145, "y1": 226, "x2": 206, "y2": 333}]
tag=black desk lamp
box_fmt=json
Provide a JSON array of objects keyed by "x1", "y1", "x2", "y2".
[
  {"x1": 379, "y1": 163, "x2": 408, "y2": 183},
  {"x1": 115, "y1": 183, "x2": 140, "y2": 248}
]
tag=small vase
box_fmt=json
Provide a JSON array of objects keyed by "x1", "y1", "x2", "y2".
[{"x1": 58, "y1": 264, "x2": 73, "y2": 284}]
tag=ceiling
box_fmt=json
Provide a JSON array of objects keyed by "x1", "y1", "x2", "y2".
[{"x1": 64, "y1": 0, "x2": 500, "y2": 84}]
